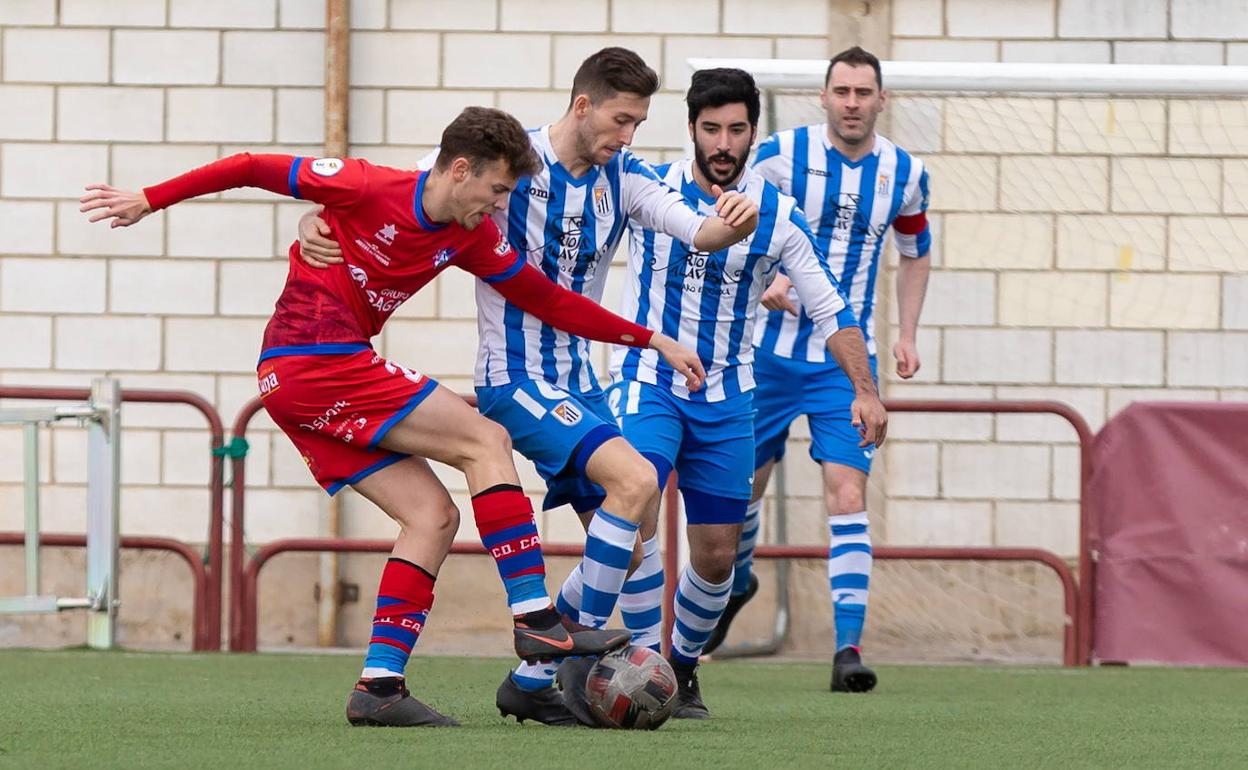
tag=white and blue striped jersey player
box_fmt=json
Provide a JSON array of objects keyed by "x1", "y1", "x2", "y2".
[
  {"x1": 608, "y1": 159, "x2": 857, "y2": 515},
  {"x1": 751, "y1": 127, "x2": 929, "y2": 475},
  {"x1": 464, "y1": 126, "x2": 707, "y2": 512}
]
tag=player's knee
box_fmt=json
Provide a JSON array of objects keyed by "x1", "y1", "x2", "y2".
[
  {"x1": 459, "y1": 417, "x2": 512, "y2": 466},
  {"x1": 828, "y1": 483, "x2": 865, "y2": 515},
  {"x1": 605, "y1": 456, "x2": 660, "y2": 521},
  {"x1": 434, "y1": 500, "x2": 461, "y2": 535},
  {"x1": 691, "y1": 542, "x2": 736, "y2": 584}
]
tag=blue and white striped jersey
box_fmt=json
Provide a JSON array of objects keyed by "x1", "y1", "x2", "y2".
[
  {"x1": 463, "y1": 126, "x2": 706, "y2": 391},
  {"x1": 610, "y1": 160, "x2": 858, "y2": 403},
  {"x1": 752, "y1": 127, "x2": 931, "y2": 362}
]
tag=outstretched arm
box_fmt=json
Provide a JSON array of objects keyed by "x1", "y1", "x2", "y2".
[
  {"x1": 80, "y1": 153, "x2": 363, "y2": 228},
  {"x1": 490, "y1": 263, "x2": 706, "y2": 391}
]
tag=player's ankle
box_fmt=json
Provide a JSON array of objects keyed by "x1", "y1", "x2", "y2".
[{"x1": 515, "y1": 605, "x2": 559, "y2": 629}]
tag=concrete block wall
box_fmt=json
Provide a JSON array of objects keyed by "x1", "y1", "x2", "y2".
[
  {"x1": 876, "y1": 0, "x2": 1247, "y2": 568},
  {"x1": 1, "y1": 0, "x2": 1244, "y2": 656}
]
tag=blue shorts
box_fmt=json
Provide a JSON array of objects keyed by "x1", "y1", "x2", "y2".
[
  {"x1": 476, "y1": 379, "x2": 620, "y2": 511},
  {"x1": 608, "y1": 381, "x2": 754, "y2": 524},
  {"x1": 751, "y1": 346, "x2": 879, "y2": 474}
]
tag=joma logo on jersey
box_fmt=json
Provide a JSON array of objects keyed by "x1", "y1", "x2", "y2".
[
  {"x1": 525, "y1": 186, "x2": 550, "y2": 200},
  {"x1": 258, "y1": 368, "x2": 279, "y2": 398},
  {"x1": 552, "y1": 401, "x2": 583, "y2": 426}
]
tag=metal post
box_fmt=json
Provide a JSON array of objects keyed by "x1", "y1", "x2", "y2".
[
  {"x1": 84, "y1": 378, "x2": 121, "y2": 648},
  {"x1": 23, "y1": 424, "x2": 40, "y2": 596}
]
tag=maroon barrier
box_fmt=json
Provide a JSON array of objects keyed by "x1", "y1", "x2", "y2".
[
  {"x1": 231, "y1": 397, "x2": 1092, "y2": 664},
  {"x1": 0, "y1": 386, "x2": 225, "y2": 651},
  {"x1": 660, "y1": 399, "x2": 1094, "y2": 666},
  {"x1": 1090, "y1": 402, "x2": 1248, "y2": 665},
  {"x1": 0, "y1": 532, "x2": 210, "y2": 650}
]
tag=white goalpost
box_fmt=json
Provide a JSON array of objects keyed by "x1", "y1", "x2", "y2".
[{"x1": 685, "y1": 58, "x2": 1248, "y2": 663}]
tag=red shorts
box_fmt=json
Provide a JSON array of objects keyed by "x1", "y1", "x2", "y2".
[{"x1": 257, "y1": 346, "x2": 438, "y2": 494}]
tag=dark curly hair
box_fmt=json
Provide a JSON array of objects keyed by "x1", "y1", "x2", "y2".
[{"x1": 435, "y1": 106, "x2": 541, "y2": 178}]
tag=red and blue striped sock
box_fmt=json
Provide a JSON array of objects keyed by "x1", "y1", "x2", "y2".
[
  {"x1": 472, "y1": 484, "x2": 550, "y2": 615},
  {"x1": 361, "y1": 557, "x2": 434, "y2": 678}
]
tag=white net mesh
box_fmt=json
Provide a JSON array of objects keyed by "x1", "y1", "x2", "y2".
[{"x1": 723, "y1": 70, "x2": 1248, "y2": 664}]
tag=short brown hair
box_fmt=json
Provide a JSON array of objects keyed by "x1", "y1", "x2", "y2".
[
  {"x1": 825, "y1": 46, "x2": 883, "y2": 90},
  {"x1": 435, "y1": 106, "x2": 541, "y2": 178},
  {"x1": 570, "y1": 46, "x2": 659, "y2": 106}
]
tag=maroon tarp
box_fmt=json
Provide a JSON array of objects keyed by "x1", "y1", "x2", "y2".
[{"x1": 1089, "y1": 402, "x2": 1248, "y2": 666}]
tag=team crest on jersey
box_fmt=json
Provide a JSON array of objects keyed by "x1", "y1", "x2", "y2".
[
  {"x1": 494, "y1": 234, "x2": 510, "y2": 256},
  {"x1": 375, "y1": 223, "x2": 398, "y2": 246},
  {"x1": 877, "y1": 174, "x2": 890, "y2": 195},
  {"x1": 592, "y1": 186, "x2": 611, "y2": 216},
  {"x1": 434, "y1": 247, "x2": 455, "y2": 267},
  {"x1": 551, "y1": 400, "x2": 583, "y2": 426},
  {"x1": 311, "y1": 158, "x2": 344, "y2": 177}
]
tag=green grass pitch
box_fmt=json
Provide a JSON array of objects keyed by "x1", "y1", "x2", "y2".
[{"x1": 1, "y1": 649, "x2": 1242, "y2": 769}]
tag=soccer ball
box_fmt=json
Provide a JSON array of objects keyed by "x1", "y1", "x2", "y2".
[{"x1": 584, "y1": 645, "x2": 678, "y2": 730}]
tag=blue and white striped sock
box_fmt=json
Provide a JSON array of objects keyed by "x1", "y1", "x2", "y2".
[
  {"x1": 619, "y1": 536, "x2": 663, "y2": 650},
  {"x1": 669, "y1": 565, "x2": 733, "y2": 667},
  {"x1": 510, "y1": 660, "x2": 559, "y2": 692},
  {"x1": 828, "y1": 511, "x2": 872, "y2": 651},
  {"x1": 576, "y1": 510, "x2": 638, "y2": 628},
  {"x1": 555, "y1": 563, "x2": 582, "y2": 620},
  {"x1": 732, "y1": 498, "x2": 763, "y2": 596}
]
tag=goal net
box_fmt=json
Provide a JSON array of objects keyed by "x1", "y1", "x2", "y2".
[{"x1": 690, "y1": 58, "x2": 1248, "y2": 664}]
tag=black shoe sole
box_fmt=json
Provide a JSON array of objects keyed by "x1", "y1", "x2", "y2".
[{"x1": 831, "y1": 667, "x2": 877, "y2": 693}]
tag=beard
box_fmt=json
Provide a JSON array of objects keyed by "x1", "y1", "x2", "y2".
[{"x1": 694, "y1": 145, "x2": 748, "y2": 188}]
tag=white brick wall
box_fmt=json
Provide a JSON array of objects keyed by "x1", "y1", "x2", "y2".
[
  {"x1": 443, "y1": 33, "x2": 551, "y2": 89},
  {"x1": 1, "y1": 143, "x2": 108, "y2": 198},
  {"x1": 167, "y1": 203, "x2": 275, "y2": 259},
  {"x1": 1055, "y1": 330, "x2": 1164, "y2": 385},
  {"x1": 110, "y1": 260, "x2": 216, "y2": 316},
  {"x1": 0, "y1": 85, "x2": 54, "y2": 140},
  {"x1": 168, "y1": 0, "x2": 276, "y2": 29},
  {"x1": 62, "y1": 0, "x2": 166, "y2": 27},
  {"x1": 943, "y1": 329, "x2": 1052, "y2": 384},
  {"x1": 167, "y1": 88, "x2": 274, "y2": 142},
  {"x1": 1056, "y1": 0, "x2": 1167, "y2": 39},
  {"x1": 947, "y1": 0, "x2": 1054, "y2": 38},
  {"x1": 55, "y1": 316, "x2": 162, "y2": 371},
  {"x1": 113, "y1": 31, "x2": 220, "y2": 85},
  {"x1": 349, "y1": 32, "x2": 440, "y2": 87},
  {"x1": 57, "y1": 87, "x2": 164, "y2": 142},
  {"x1": 501, "y1": 0, "x2": 607, "y2": 32},
  {"x1": 3, "y1": 29, "x2": 109, "y2": 83},
  {"x1": 0, "y1": 0, "x2": 56, "y2": 25},
  {"x1": 1, "y1": 257, "x2": 106, "y2": 313},
  {"x1": 164, "y1": 318, "x2": 268, "y2": 373},
  {"x1": 223, "y1": 31, "x2": 325, "y2": 87},
  {"x1": 0, "y1": 201, "x2": 54, "y2": 254},
  {"x1": 0, "y1": 316, "x2": 53, "y2": 369},
  {"x1": 390, "y1": 0, "x2": 498, "y2": 30}
]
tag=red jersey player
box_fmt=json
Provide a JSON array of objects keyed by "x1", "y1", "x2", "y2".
[{"x1": 80, "y1": 107, "x2": 705, "y2": 727}]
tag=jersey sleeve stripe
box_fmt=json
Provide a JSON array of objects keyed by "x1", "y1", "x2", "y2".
[
  {"x1": 480, "y1": 251, "x2": 527, "y2": 284},
  {"x1": 288, "y1": 156, "x2": 304, "y2": 199}
]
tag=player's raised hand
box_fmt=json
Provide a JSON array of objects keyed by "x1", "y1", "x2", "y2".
[
  {"x1": 710, "y1": 184, "x2": 759, "y2": 230},
  {"x1": 760, "y1": 273, "x2": 799, "y2": 316},
  {"x1": 649, "y1": 333, "x2": 706, "y2": 392},
  {"x1": 79, "y1": 184, "x2": 152, "y2": 228},
  {"x1": 850, "y1": 391, "x2": 887, "y2": 448},
  {"x1": 893, "y1": 337, "x2": 921, "y2": 379},
  {"x1": 298, "y1": 207, "x2": 343, "y2": 268}
]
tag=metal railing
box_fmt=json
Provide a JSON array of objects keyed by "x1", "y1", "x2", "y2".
[{"x1": 0, "y1": 384, "x2": 226, "y2": 651}]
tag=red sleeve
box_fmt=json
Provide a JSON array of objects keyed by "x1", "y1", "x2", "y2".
[
  {"x1": 491, "y1": 263, "x2": 654, "y2": 348},
  {"x1": 143, "y1": 154, "x2": 367, "y2": 211},
  {"x1": 455, "y1": 218, "x2": 653, "y2": 347}
]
